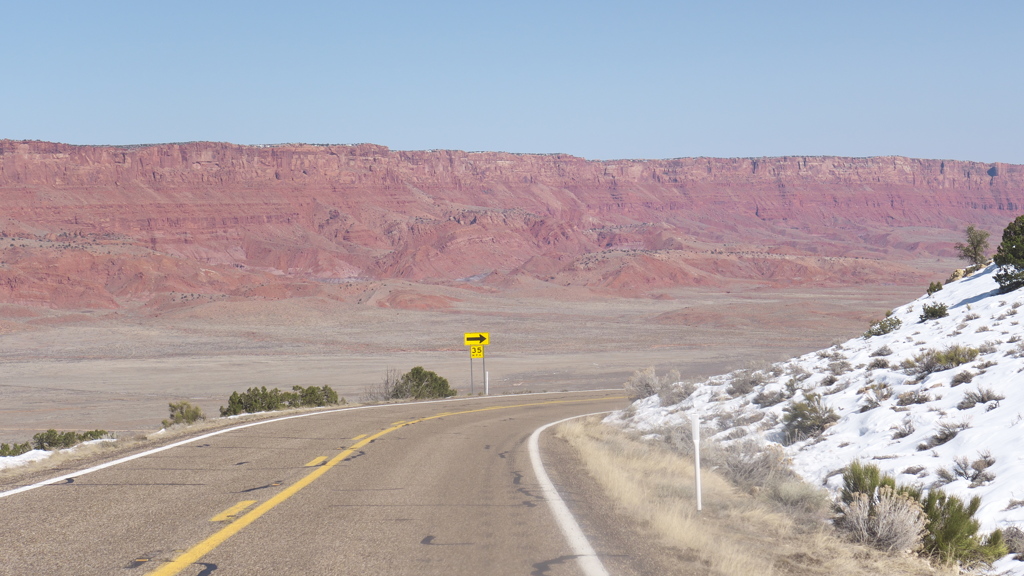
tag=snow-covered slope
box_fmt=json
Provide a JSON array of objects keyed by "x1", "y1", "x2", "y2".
[{"x1": 610, "y1": 264, "x2": 1024, "y2": 562}]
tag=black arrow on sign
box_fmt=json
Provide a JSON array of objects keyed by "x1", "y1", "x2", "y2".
[{"x1": 466, "y1": 334, "x2": 488, "y2": 344}]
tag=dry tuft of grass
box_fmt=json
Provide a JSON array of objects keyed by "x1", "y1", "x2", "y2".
[{"x1": 558, "y1": 418, "x2": 951, "y2": 576}]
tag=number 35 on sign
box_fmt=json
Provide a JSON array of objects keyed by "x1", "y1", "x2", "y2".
[{"x1": 470, "y1": 345, "x2": 484, "y2": 358}]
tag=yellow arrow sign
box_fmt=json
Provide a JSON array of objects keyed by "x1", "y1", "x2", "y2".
[{"x1": 464, "y1": 332, "x2": 490, "y2": 346}]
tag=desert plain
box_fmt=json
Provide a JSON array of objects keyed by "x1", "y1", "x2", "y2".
[{"x1": 0, "y1": 277, "x2": 933, "y2": 444}]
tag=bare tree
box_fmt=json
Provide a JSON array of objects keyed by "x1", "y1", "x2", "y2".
[{"x1": 361, "y1": 368, "x2": 402, "y2": 402}]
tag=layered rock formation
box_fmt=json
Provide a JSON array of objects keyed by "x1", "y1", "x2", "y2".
[{"x1": 1, "y1": 140, "x2": 1022, "y2": 309}]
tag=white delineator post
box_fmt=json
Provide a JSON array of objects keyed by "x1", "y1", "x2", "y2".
[
  {"x1": 692, "y1": 412, "x2": 702, "y2": 512},
  {"x1": 485, "y1": 371, "x2": 489, "y2": 396}
]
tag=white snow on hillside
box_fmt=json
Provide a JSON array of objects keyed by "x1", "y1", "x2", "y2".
[{"x1": 609, "y1": 263, "x2": 1024, "y2": 571}]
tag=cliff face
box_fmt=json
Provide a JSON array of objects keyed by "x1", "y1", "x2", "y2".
[{"x1": 1, "y1": 140, "x2": 1022, "y2": 308}]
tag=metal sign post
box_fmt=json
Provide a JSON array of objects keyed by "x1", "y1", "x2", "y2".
[{"x1": 464, "y1": 333, "x2": 490, "y2": 396}]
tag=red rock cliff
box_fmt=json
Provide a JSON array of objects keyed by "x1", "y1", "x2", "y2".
[{"x1": 1, "y1": 140, "x2": 1021, "y2": 308}]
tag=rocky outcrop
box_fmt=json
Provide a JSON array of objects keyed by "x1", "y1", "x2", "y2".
[{"x1": 1, "y1": 140, "x2": 1022, "y2": 308}]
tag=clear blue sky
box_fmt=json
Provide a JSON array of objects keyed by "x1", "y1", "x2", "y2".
[{"x1": 2, "y1": 1, "x2": 1021, "y2": 162}]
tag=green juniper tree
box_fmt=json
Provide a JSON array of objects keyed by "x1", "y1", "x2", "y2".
[{"x1": 993, "y1": 215, "x2": 1024, "y2": 293}]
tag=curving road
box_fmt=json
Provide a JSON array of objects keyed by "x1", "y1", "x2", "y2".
[{"x1": 0, "y1": 391, "x2": 660, "y2": 576}]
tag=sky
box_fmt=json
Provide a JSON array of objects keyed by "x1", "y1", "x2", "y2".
[{"x1": 2, "y1": 1, "x2": 1022, "y2": 162}]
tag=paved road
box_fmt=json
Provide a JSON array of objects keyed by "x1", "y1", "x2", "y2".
[{"x1": 0, "y1": 391, "x2": 647, "y2": 576}]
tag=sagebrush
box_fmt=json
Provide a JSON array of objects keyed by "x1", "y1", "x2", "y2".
[
  {"x1": 624, "y1": 366, "x2": 688, "y2": 404},
  {"x1": 837, "y1": 462, "x2": 1006, "y2": 564},
  {"x1": 162, "y1": 401, "x2": 206, "y2": 428},
  {"x1": 782, "y1": 392, "x2": 838, "y2": 444}
]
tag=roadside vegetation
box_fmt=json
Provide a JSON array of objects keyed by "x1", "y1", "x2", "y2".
[
  {"x1": 361, "y1": 366, "x2": 456, "y2": 401},
  {"x1": 560, "y1": 418, "x2": 949, "y2": 576},
  {"x1": 220, "y1": 384, "x2": 343, "y2": 416},
  {"x1": 837, "y1": 461, "x2": 1006, "y2": 566},
  {"x1": 1, "y1": 429, "x2": 111, "y2": 457},
  {"x1": 162, "y1": 401, "x2": 205, "y2": 428}
]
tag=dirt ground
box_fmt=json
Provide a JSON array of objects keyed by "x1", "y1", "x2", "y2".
[{"x1": 0, "y1": 281, "x2": 928, "y2": 444}]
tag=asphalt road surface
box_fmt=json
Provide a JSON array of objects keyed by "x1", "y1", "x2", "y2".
[{"x1": 0, "y1": 390, "x2": 684, "y2": 576}]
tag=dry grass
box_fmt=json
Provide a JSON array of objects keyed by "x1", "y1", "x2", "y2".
[{"x1": 557, "y1": 418, "x2": 952, "y2": 576}]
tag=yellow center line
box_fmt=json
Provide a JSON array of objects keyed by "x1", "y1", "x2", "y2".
[
  {"x1": 351, "y1": 434, "x2": 367, "y2": 440},
  {"x1": 210, "y1": 500, "x2": 257, "y2": 522},
  {"x1": 146, "y1": 396, "x2": 623, "y2": 576},
  {"x1": 303, "y1": 456, "x2": 327, "y2": 467}
]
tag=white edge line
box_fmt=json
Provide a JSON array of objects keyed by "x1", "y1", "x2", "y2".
[
  {"x1": 0, "y1": 389, "x2": 621, "y2": 499},
  {"x1": 528, "y1": 411, "x2": 612, "y2": 576}
]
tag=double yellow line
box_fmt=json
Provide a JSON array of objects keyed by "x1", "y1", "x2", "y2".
[{"x1": 147, "y1": 396, "x2": 619, "y2": 575}]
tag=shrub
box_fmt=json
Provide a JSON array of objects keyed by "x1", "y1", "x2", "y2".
[
  {"x1": 978, "y1": 340, "x2": 999, "y2": 353},
  {"x1": 32, "y1": 429, "x2": 108, "y2": 450},
  {"x1": 362, "y1": 368, "x2": 403, "y2": 402},
  {"x1": 657, "y1": 374, "x2": 694, "y2": 406},
  {"x1": 936, "y1": 344, "x2": 980, "y2": 366},
  {"x1": 954, "y1": 452, "x2": 996, "y2": 487},
  {"x1": 860, "y1": 381, "x2": 892, "y2": 404},
  {"x1": 0, "y1": 442, "x2": 33, "y2": 457},
  {"x1": 221, "y1": 386, "x2": 283, "y2": 416},
  {"x1": 892, "y1": 420, "x2": 915, "y2": 440},
  {"x1": 837, "y1": 462, "x2": 1005, "y2": 563},
  {"x1": 726, "y1": 368, "x2": 767, "y2": 397},
  {"x1": 896, "y1": 389, "x2": 932, "y2": 406},
  {"x1": 957, "y1": 387, "x2": 1004, "y2": 410},
  {"x1": 917, "y1": 420, "x2": 970, "y2": 450},
  {"x1": 392, "y1": 367, "x2": 456, "y2": 400},
  {"x1": 782, "y1": 392, "x2": 838, "y2": 444},
  {"x1": 753, "y1": 388, "x2": 787, "y2": 407},
  {"x1": 282, "y1": 384, "x2": 341, "y2": 408},
  {"x1": 993, "y1": 214, "x2": 1024, "y2": 293},
  {"x1": 624, "y1": 367, "x2": 687, "y2": 404},
  {"x1": 955, "y1": 225, "x2": 991, "y2": 267},
  {"x1": 162, "y1": 401, "x2": 206, "y2": 428},
  {"x1": 870, "y1": 345, "x2": 894, "y2": 357},
  {"x1": 708, "y1": 439, "x2": 796, "y2": 490},
  {"x1": 221, "y1": 384, "x2": 342, "y2": 416},
  {"x1": 921, "y1": 490, "x2": 1007, "y2": 565},
  {"x1": 828, "y1": 360, "x2": 852, "y2": 375},
  {"x1": 836, "y1": 462, "x2": 925, "y2": 553},
  {"x1": 840, "y1": 460, "x2": 902, "y2": 504},
  {"x1": 865, "y1": 315, "x2": 902, "y2": 338},
  {"x1": 902, "y1": 344, "x2": 979, "y2": 377},
  {"x1": 868, "y1": 357, "x2": 889, "y2": 370},
  {"x1": 927, "y1": 281, "x2": 943, "y2": 295},
  {"x1": 951, "y1": 371, "x2": 974, "y2": 386},
  {"x1": 769, "y1": 480, "x2": 830, "y2": 516},
  {"x1": 1004, "y1": 526, "x2": 1024, "y2": 560},
  {"x1": 920, "y1": 302, "x2": 949, "y2": 321},
  {"x1": 624, "y1": 366, "x2": 658, "y2": 400},
  {"x1": 618, "y1": 364, "x2": 684, "y2": 401},
  {"x1": 787, "y1": 364, "x2": 812, "y2": 381}
]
